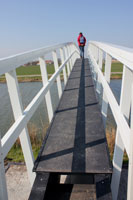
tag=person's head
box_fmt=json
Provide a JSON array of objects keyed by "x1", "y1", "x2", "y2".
[{"x1": 79, "y1": 32, "x2": 83, "y2": 36}]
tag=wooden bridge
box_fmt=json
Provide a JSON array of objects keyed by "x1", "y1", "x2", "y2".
[
  {"x1": 0, "y1": 42, "x2": 133, "y2": 200},
  {"x1": 29, "y1": 58, "x2": 112, "y2": 199}
]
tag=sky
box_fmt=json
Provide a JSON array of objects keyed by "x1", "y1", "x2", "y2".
[{"x1": 0, "y1": 0, "x2": 133, "y2": 58}]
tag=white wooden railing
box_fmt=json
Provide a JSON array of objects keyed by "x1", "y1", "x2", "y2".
[
  {"x1": 88, "y1": 41, "x2": 133, "y2": 200},
  {"x1": 0, "y1": 42, "x2": 80, "y2": 200}
]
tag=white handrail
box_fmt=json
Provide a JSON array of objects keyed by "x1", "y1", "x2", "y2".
[
  {"x1": 89, "y1": 41, "x2": 133, "y2": 71},
  {"x1": 1, "y1": 50, "x2": 77, "y2": 158},
  {"x1": 0, "y1": 42, "x2": 76, "y2": 75},
  {"x1": 0, "y1": 42, "x2": 80, "y2": 200},
  {"x1": 88, "y1": 41, "x2": 133, "y2": 200}
]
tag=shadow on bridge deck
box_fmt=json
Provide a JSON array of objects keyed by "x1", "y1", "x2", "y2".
[{"x1": 29, "y1": 58, "x2": 113, "y2": 200}]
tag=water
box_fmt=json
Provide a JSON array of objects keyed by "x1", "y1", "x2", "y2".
[
  {"x1": 0, "y1": 80, "x2": 121, "y2": 138},
  {"x1": 107, "y1": 80, "x2": 122, "y2": 130},
  {"x1": 0, "y1": 82, "x2": 61, "y2": 138}
]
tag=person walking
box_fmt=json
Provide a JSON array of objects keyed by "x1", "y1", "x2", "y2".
[{"x1": 77, "y1": 32, "x2": 86, "y2": 58}]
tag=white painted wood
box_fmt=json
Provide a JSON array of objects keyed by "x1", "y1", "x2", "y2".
[
  {"x1": 0, "y1": 42, "x2": 72, "y2": 76},
  {"x1": 89, "y1": 41, "x2": 133, "y2": 71},
  {"x1": 0, "y1": 42, "x2": 76, "y2": 197},
  {"x1": 89, "y1": 57, "x2": 95, "y2": 78},
  {"x1": 89, "y1": 52, "x2": 130, "y2": 156},
  {"x1": 101, "y1": 53, "x2": 112, "y2": 127},
  {"x1": 68, "y1": 45, "x2": 73, "y2": 70},
  {"x1": 111, "y1": 132, "x2": 124, "y2": 200},
  {"x1": 96, "y1": 49, "x2": 103, "y2": 94},
  {"x1": 67, "y1": 45, "x2": 72, "y2": 71},
  {"x1": 72, "y1": 45, "x2": 76, "y2": 64},
  {"x1": 88, "y1": 42, "x2": 133, "y2": 199},
  {"x1": 111, "y1": 66, "x2": 133, "y2": 200},
  {"x1": 60, "y1": 48, "x2": 67, "y2": 85},
  {"x1": 71, "y1": 45, "x2": 75, "y2": 65},
  {"x1": 98, "y1": 49, "x2": 103, "y2": 70},
  {"x1": 39, "y1": 57, "x2": 53, "y2": 121},
  {"x1": 71, "y1": 45, "x2": 75, "y2": 68},
  {"x1": 0, "y1": 134, "x2": 8, "y2": 200},
  {"x1": 52, "y1": 50, "x2": 62, "y2": 98},
  {"x1": 2, "y1": 52, "x2": 73, "y2": 160},
  {"x1": 64, "y1": 46, "x2": 70, "y2": 77},
  {"x1": 127, "y1": 84, "x2": 133, "y2": 200},
  {"x1": 95, "y1": 47, "x2": 99, "y2": 63},
  {"x1": 70, "y1": 45, "x2": 73, "y2": 69},
  {"x1": 5, "y1": 70, "x2": 35, "y2": 186}
]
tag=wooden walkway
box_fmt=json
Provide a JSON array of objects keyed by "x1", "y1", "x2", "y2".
[
  {"x1": 29, "y1": 58, "x2": 113, "y2": 200},
  {"x1": 34, "y1": 59, "x2": 112, "y2": 174}
]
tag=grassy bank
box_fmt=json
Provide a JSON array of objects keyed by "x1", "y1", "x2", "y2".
[
  {"x1": 0, "y1": 64, "x2": 56, "y2": 83},
  {"x1": 103, "y1": 61, "x2": 123, "y2": 79},
  {"x1": 5, "y1": 123, "x2": 49, "y2": 163},
  {"x1": 102, "y1": 61, "x2": 123, "y2": 73},
  {"x1": 0, "y1": 61, "x2": 123, "y2": 83},
  {"x1": 16, "y1": 64, "x2": 55, "y2": 75}
]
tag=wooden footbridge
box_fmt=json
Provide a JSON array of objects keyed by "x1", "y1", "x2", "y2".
[{"x1": 0, "y1": 42, "x2": 133, "y2": 200}]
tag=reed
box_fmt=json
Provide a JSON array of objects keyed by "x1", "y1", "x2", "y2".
[
  {"x1": 5, "y1": 123, "x2": 49, "y2": 163},
  {"x1": 106, "y1": 128, "x2": 128, "y2": 163},
  {"x1": 5, "y1": 124, "x2": 128, "y2": 163}
]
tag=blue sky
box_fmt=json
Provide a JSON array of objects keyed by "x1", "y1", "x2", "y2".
[{"x1": 0, "y1": 0, "x2": 133, "y2": 58}]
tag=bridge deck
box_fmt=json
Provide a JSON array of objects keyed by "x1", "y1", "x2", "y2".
[{"x1": 34, "y1": 58, "x2": 112, "y2": 174}]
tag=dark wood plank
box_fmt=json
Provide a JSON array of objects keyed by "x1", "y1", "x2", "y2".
[
  {"x1": 44, "y1": 184, "x2": 97, "y2": 200},
  {"x1": 95, "y1": 174, "x2": 112, "y2": 200},
  {"x1": 34, "y1": 59, "x2": 112, "y2": 174},
  {"x1": 28, "y1": 173, "x2": 49, "y2": 200}
]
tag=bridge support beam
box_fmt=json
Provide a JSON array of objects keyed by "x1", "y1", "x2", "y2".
[
  {"x1": 67, "y1": 45, "x2": 73, "y2": 70},
  {"x1": 111, "y1": 66, "x2": 133, "y2": 200},
  {"x1": 60, "y1": 48, "x2": 67, "y2": 85},
  {"x1": 39, "y1": 57, "x2": 54, "y2": 122},
  {"x1": 127, "y1": 86, "x2": 133, "y2": 199},
  {"x1": 101, "y1": 53, "x2": 112, "y2": 128},
  {"x1": 64, "y1": 46, "x2": 70, "y2": 77},
  {"x1": 0, "y1": 135, "x2": 8, "y2": 200},
  {"x1": 71, "y1": 45, "x2": 76, "y2": 65},
  {"x1": 66, "y1": 46, "x2": 72, "y2": 72},
  {"x1": 96, "y1": 49, "x2": 103, "y2": 94},
  {"x1": 5, "y1": 70, "x2": 36, "y2": 186},
  {"x1": 52, "y1": 50, "x2": 62, "y2": 99}
]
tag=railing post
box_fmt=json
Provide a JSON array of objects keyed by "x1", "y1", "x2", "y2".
[
  {"x1": 67, "y1": 45, "x2": 73, "y2": 70},
  {"x1": 111, "y1": 66, "x2": 133, "y2": 200},
  {"x1": 95, "y1": 47, "x2": 99, "y2": 63},
  {"x1": 71, "y1": 45, "x2": 75, "y2": 65},
  {"x1": 67, "y1": 45, "x2": 72, "y2": 71},
  {"x1": 5, "y1": 70, "x2": 36, "y2": 186},
  {"x1": 127, "y1": 83, "x2": 133, "y2": 200},
  {"x1": 70, "y1": 45, "x2": 74, "y2": 67},
  {"x1": 89, "y1": 49, "x2": 98, "y2": 83},
  {"x1": 101, "y1": 53, "x2": 112, "y2": 128},
  {"x1": 60, "y1": 48, "x2": 67, "y2": 85},
  {"x1": 98, "y1": 49, "x2": 103, "y2": 70},
  {"x1": 64, "y1": 46, "x2": 70, "y2": 77},
  {"x1": 39, "y1": 57, "x2": 54, "y2": 121},
  {"x1": 52, "y1": 50, "x2": 62, "y2": 98},
  {"x1": 0, "y1": 134, "x2": 8, "y2": 200},
  {"x1": 96, "y1": 49, "x2": 103, "y2": 94}
]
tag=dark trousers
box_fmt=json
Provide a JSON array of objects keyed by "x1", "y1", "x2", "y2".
[{"x1": 79, "y1": 46, "x2": 84, "y2": 58}]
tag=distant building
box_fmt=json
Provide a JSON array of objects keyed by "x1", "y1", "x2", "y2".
[
  {"x1": 45, "y1": 60, "x2": 53, "y2": 64},
  {"x1": 24, "y1": 60, "x2": 53, "y2": 66},
  {"x1": 36, "y1": 60, "x2": 54, "y2": 65}
]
